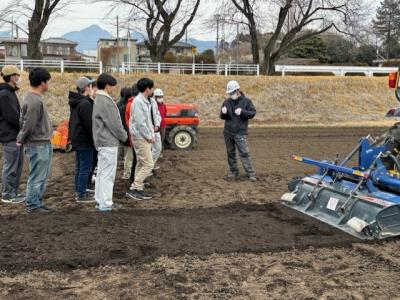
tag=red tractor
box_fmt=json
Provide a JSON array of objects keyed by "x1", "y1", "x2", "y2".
[{"x1": 51, "y1": 103, "x2": 199, "y2": 151}]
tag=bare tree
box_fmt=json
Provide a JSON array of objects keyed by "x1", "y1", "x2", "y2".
[
  {"x1": 0, "y1": 0, "x2": 70, "y2": 59},
  {"x1": 108, "y1": 0, "x2": 201, "y2": 62},
  {"x1": 261, "y1": 0, "x2": 363, "y2": 74},
  {"x1": 211, "y1": 0, "x2": 266, "y2": 64}
]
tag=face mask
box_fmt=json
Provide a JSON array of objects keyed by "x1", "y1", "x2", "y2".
[
  {"x1": 157, "y1": 97, "x2": 164, "y2": 103},
  {"x1": 231, "y1": 93, "x2": 239, "y2": 101},
  {"x1": 16, "y1": 77, "x2": 22, "y2": 86}
]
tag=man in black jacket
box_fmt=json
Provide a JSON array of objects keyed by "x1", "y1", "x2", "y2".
[
  {"x1": 0, "y1": 65, "x2": 25, "y2": 203},
  {"x1": 220, "y1": 80, "x2": 257, "y2": 182},
  {"x1": 68, "y1": 77, "x2": 96, "y2": 202}
]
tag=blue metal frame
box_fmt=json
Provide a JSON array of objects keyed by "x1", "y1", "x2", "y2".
[{"x1": 294, "y1": 136, "x2": 400, "y2": 205}]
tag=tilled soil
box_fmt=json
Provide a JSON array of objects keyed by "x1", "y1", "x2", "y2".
[{"x1": 1, "y1": 127, "x2": 400, "y2": 299}]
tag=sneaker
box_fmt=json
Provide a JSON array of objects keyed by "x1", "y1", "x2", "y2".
[
  {"x1": 224, "y1": 173, "x2": 239, "y2": 181},
  {"x1": 75, "y1": 194, "x2": 95, "y2": 203},
  {"x1": 96, "y1": 203, "x2": 123, "y2": 212},
  {"x1": 29, "y1": 206, "x2": 54, "y2": 214},
  {"x1": 86, "y1": 184, "x2": 95, "y2": 193},
  {"x1": 248, "y1": 176, "x2": 258, "y2": 182},
  {"x1": 126, "y1": 189, "x2": 152, "y2": 201},
  {"x1": 2, "y1": 194, "x2": 26, "y2": 204}
]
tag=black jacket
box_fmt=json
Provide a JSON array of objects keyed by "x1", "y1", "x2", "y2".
[
  {"x1": 220, "y1": 93, "x2": 256, "y2": 136},
  {"x1": 117, "y1": 98, "x2": 129, "y2": 146},
  {"x1": 0, "y1": 83, "x2": 20, "y2": 143},
  {"x1": 68, "y1": 91, "x2": 94, "y2": 149}
]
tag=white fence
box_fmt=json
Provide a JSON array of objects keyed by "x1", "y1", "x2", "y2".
[
  {"x1": 121, "y1": 62, "x2": 260, "y2": 76},
  {"x1": 0, "y1": 59, "x2": 103, "y2": 74},
  {"x1": 275, "y1": 65, "x2": 399, "y2": 77}
]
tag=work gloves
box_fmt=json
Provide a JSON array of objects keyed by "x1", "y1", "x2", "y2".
[{"x1": 222, "y1": 106, "x2": 242, "y2": 116}]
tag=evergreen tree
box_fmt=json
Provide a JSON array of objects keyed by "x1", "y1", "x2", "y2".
[
  {"x1": 288, "y1": 35, "x2": 328, "y2": 63},
  {"x1": 372, "y1": 0, "x2": 400, "y2": 59}
]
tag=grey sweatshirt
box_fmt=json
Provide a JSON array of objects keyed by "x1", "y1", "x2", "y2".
[
  {"x1": 17, "y1": 91, "x2": 53, "y2": 146},
  {"x1": 130, "y1": 93, "x2": 155, "y2": 141},
  {"x1": 92, "y1": 90, "x2": 127, "y2": 148}
]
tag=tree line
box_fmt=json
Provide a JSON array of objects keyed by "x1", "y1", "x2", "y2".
[{"x1": 0, "y1": 0, "x2": 396, "y2": 74}]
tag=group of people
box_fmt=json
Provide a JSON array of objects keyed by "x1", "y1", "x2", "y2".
[
  {"x1": 0, "y1": 64, "x2": 257, "y2": 214},
  {"x1": 0, "y1": 65, "x2": 168, "y2": 212}
]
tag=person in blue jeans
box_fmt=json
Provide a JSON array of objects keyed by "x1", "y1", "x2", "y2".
[
  {"x1": 0, "y1": 65, "x2": 25, "y2": 204},
  {"x1": 68, "y1": 77, "x2": 97, "y2": 202},
  {"x1": 17, "y1": 68, "x2": 54, "y2": 213}
]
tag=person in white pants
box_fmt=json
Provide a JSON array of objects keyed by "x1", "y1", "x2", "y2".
[
  {"x1": 92, "y1": 74, "x2": 127, "y2": 211},
  {"x1": 151, "y1": 89, "x2": 162, "y2": 167}
]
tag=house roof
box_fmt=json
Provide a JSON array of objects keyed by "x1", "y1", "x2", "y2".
[
  {"x1": 41, "y1": 38, "x2": 78, "y2": 45},
  {"x1": 137, "y1": 41, "x2": 196, "y2": 48},
  {"x1": 0, "y1": 37, "x2": 28, "y2": 44},
  {"x1": 98, "y1": 37, "x2": 137, "y2": 42}
]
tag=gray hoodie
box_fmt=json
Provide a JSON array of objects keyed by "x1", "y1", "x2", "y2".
[
  {"x1": 92, "y1": 90, "x2": 127, "y2": 148},
  {"x1": 17, "y1": 91, "x2": 53, "y2": 146},
  {"x1": 130, "y1": 93, "x2": 157, "y2": 141}
]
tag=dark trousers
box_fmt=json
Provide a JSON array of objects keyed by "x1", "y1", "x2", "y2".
[
  {"x1": 129, "y1": 147, "x2": 137, "y2": 184},
  {"x1": 88, "y1": 149, "x2": 98, "y2": 186},
  {"x1": 160, "y1": 127, "x2": 166, "y2": 149},
  {"x1": 75, "y1": 148, "x2": 94, "y2": 197},
  {"x1": 224, "y1": 134, "x2": 256, "y2": 177},
  {"x1": 1, "y1": 141, "x2": 23, "y2": 198}
]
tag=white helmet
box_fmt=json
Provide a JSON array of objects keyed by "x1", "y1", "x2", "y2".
[
  {"x1": 154, "y1": 88, "x2": 164, "y2": 97},
  {"x1": 226, "y1": 80, "x2": 240, "y2": 94}
]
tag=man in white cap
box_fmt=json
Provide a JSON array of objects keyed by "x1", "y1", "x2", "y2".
[
  {"x1": 220, "y1": 80, "x2": 257, "y2": 182},
  {"x1": 0, "y1": 65, "x2": 25, "y2": 203}
]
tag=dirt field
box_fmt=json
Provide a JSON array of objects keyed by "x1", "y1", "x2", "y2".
[{"x1": 1, "y1": 127, "x2": 400, "y2": 299}]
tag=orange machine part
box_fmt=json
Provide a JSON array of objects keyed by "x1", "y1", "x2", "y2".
[{"x1": 51, "y1": 120, "x2": 69, "y2": 150}]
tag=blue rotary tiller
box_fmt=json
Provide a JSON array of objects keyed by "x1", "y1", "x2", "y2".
[{"x1": 281, "y1": 72, "x2": 400, "y2": 240}]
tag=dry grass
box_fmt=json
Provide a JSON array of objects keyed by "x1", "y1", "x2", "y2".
[{"x1": 15, "y1": 72, "x2": 397, "y2": 126}]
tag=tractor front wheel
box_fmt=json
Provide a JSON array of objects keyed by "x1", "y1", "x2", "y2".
[{"x1": 168, "y1": 126, "x2": 197, "y2": 150}]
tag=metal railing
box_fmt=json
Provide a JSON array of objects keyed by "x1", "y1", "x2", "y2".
[
  {"x1": 0, "y1": 59, "x2": 103, "y2": 74},
  {"x1": 275, "y1": 65, "x2": 399, "y2": 77},
  {"x1": 121, "y1": 62, "x2": 260, "y2": 76}
]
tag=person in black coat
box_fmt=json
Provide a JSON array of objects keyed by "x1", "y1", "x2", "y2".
[
  {"x1": 117, "y1": 87, "x2": 133, "y2": 179},
  {"x1": 0, "y1": 65, "x2": 25, "y2": 203},
  {"x1": 68, "y1": 76, "x2": 96, "y2": 202},
  {"x1": 220, "y1": 80, "x2": 257, "y2": 182}
]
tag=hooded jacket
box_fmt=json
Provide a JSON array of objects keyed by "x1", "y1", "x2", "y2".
[
  {"x1": 92, "y1": 90, "x2": 127, "y2": 148},
  {"x1": 68, "y1": 91, "x2": 94, "y2": 149},
  {"x1": 0, "y1": 83, "x2": 20, "y2": 143},
  {"x1": 219, "y1": 93, "x2": 256, "y2": 137}
]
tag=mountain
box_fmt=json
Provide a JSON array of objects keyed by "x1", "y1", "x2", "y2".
[
  {"x1": 62, "y1": 24, "x2": 215, "y2": 54},
  {"x1": 0, "y1": 31, "x2": 10, "y2": 38},
  {"x1": 62, "y1": 25, "x2": 113, "y2": 52}
]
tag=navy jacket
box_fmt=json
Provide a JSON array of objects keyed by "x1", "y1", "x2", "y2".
[
  {"x1": 0, "y1": 83, "x2": 20, "y2": 143},
  {"x1": 220, "y1": 93, "x2": 256, "y2": 136}
]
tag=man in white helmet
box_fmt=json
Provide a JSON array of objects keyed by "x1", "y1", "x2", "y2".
[{"x1": 220, "y1": 80, "x2": 257, "y2": 181}]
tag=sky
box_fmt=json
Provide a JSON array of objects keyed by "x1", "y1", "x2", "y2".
[
  {"x1": 45, "y1": 1, "x2": 216, "y2": 41},
  {"x1": 1, "y1": 0, "x2": 378, "y2": 42}
]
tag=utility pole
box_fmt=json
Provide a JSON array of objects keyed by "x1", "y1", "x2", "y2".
[
  {"x1": 215, "y1": 14, "x2": 220, "y2": 60},
  {"x1": 116, "y1": 16, "x2": 120, "y2": 71},
  {"x1": 236, "y1": 22, "x2": 239, "y2": 64},
  {"x1": 127, "y1": 25, "x2": 131, "y2": 74},
  {"x1": 11, "y1": 17, "x2": 14, "y2": 38}
]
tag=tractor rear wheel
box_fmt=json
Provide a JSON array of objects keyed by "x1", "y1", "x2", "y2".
[{"x1": 168, "y1": 126, "x2": 197, "y2": 150}]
